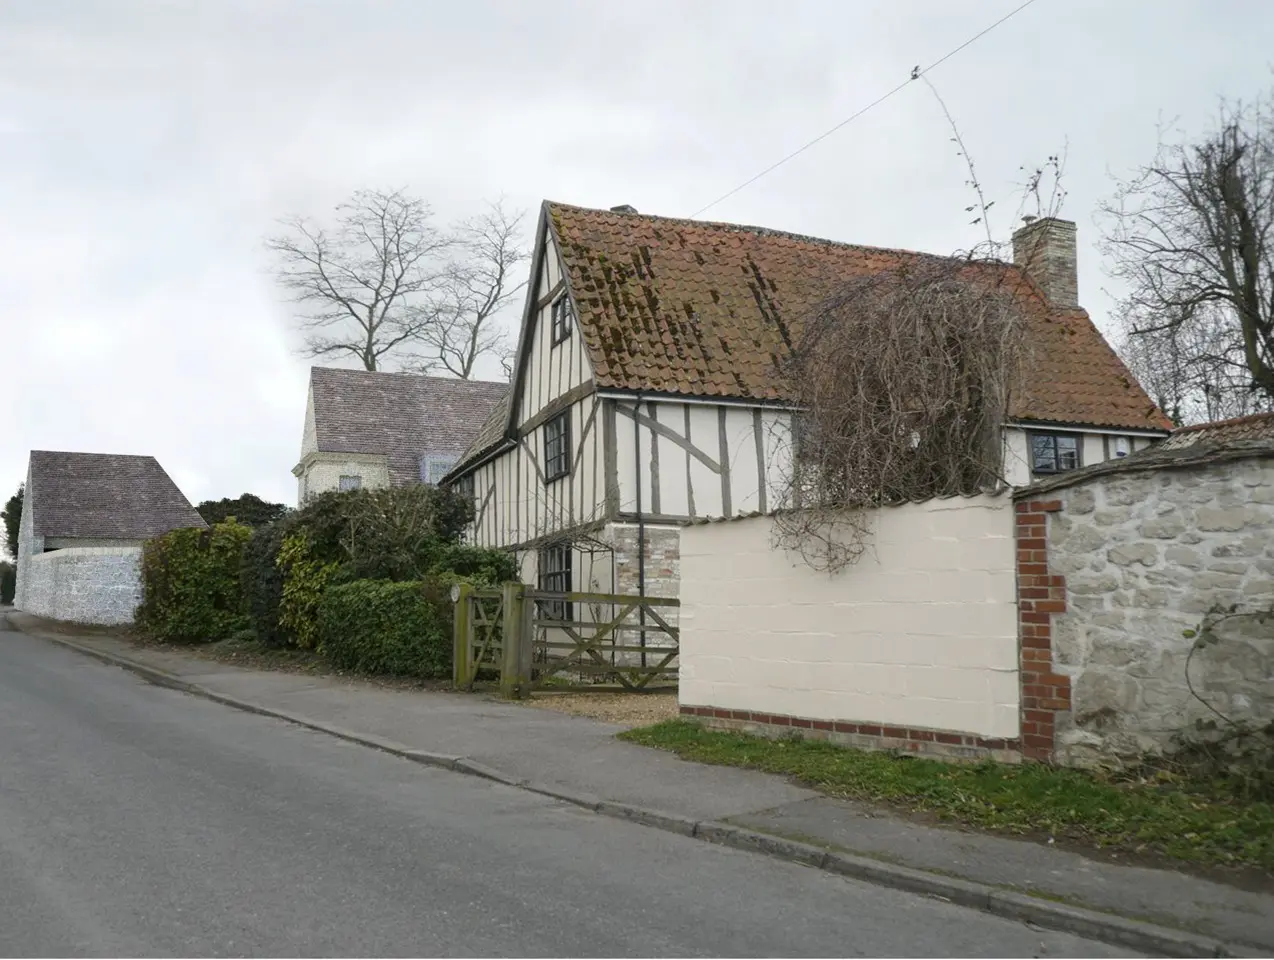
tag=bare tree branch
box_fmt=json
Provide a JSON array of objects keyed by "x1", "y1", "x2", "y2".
[
  {"x1": 267, "y1": 188, "x2": 453, "y2": 371},
  {"x1": 1102, "y1": 89, "x2": 1274, "y2": 417},
  {"x1": 413, "y1": 199, "x2": 530, "y2": 379}
]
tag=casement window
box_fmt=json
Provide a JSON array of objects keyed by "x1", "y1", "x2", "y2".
[
  {"x1": 456, "y1": 473, "x2": 475, "y2": 503},
  {"x1": 338, "y1": 474, "x2": 363, "y2": 492},
  {"x1": 543, "y1": 411, "x2": 571, "y2": 482},
  {"x1": 537, "y1": 544, "x2": 573, "y2": 622},
  {"x1": 551, "y1": 295, "x2": 573, "y2": 345},
  {"x1": 1028, "y1": 432, "x2": 1081, "y2": 476},
  {"x1": 420, "y1": 454, "x2": 456, "y2": 487}
]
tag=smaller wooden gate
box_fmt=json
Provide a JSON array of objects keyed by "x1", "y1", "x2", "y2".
[{"x1": 452, "y1": 582, "x2": 679, "y2": 697}]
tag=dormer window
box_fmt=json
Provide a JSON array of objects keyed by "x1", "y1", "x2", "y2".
[{"x1": 551, "y1": 295, "x2": 573, "y2": 345}]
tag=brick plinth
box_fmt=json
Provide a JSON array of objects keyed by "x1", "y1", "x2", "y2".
[{"x1": 679, "y1": 705, "x2": 1021, "y2": 764}]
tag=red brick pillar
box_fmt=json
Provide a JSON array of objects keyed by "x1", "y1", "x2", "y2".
[{"x1": 1015, "y1": 499, "x2": 1071, "y2": 762}]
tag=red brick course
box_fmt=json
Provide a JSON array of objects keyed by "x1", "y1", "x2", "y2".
[
  {"x1": 1015, "y1": 499, "x2": 1070, "y2": 761},
  {"x1": 679, "y1": 705, "x2": 1021, "y2": 759}
]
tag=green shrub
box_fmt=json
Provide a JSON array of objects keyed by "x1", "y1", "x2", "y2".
[
  {"x1": 136, "y1": 520, "x2": 252, "y2": 643},
  {"x1": 317, "y1": 579, "x2": 452, "y2": 678},
  {"x1": 277, "y1": 532, "x2": 338, "y2": 651},
  {"x1": 241, "y1": 511, "x2": 303, "y2": 647},
  {"x1": 0, "y1": 561, "x2": 15, "y2": 605},
  {"x1": 426, "y1": 543, "x2": 518, "y2": 584}
]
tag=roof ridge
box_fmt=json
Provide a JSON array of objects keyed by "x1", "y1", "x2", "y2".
[
  {"x1": 310, "y1": 366, "x2": 509, "y2": 388},
  {"x1": 1172, "y1": 410, "x2": 1274, "y2": 434},
  {"x1": 543, "y1": 200, "x2": 1014, "y2": 269}
]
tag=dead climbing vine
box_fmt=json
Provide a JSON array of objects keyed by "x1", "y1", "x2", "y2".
[
  {"x1": 769, "y1": 79, "x2": 1066, "y2": 572},
  {"x1": 771, "y1": 258, "x2": 1028, "y2": 572}
]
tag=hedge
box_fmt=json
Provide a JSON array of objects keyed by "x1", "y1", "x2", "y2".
[
  {"x1": 317, "y1": 579, "x2": 453, "y2": 679},
  {"x1": 242, "y1": 485, "x2": 505, "y2": 648},
  {"x1": 135, "y1": 520, "x2": 252, "y2": 643},
  {"x1": 0, "y1": 561, "x2": 15, "y2": 606}
]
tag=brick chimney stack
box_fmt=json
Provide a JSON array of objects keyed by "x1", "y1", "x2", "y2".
[{"x1": 1012, "y1": 216, "x2": 1078, "y2": 309}]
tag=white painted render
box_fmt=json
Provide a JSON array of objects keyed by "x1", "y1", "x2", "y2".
[
  {"x1": 678, "y1": 496, "x2": 1021, "y2": 739},
  {"x1": 519, "y1": 232, "x2": 591, "y2": 424},
  {"x1": 1001, "y1": 427, "x2": 1157, "y2": 487}
]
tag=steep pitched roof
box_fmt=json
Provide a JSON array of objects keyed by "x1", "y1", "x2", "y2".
[
  {"x1": 308, "y1": 367, "x2": 509, "y2": 485},
  {"x1": 543, "y1": 202, "x2": 1172, "y2": 432},
  {"x1": 1159, "y1": 411, "x2": 1274, "y2": 450},
  {"x1": 27, "y1": 451, "x2": 205, "y2": 540}
]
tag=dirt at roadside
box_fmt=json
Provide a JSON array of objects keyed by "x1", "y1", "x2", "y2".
[{"x1": 520, "y1": 691, "x2": 679, "y2": 728}]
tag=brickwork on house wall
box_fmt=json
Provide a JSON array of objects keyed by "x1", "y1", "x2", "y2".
[
  {"x1": 680, "y1": 705, "x2": 1021, "y2": 763},
  {"x1": 609, "y1": 522, "x2": 680, "y2": 635},
  {"x1": 1015, "y1": 499, "x2": 1072, "y2": 762}
]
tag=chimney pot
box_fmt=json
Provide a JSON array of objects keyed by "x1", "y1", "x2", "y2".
[{"x1": 1012, "y1": 217, "x2": 1078, "y2": 309}]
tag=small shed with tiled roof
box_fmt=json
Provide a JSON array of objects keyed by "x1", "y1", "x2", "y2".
[
  {"x1": 293, "y1": 367, "x2": 508, "y2": 504},
  {"x1": 15, "y1": 450, "x2": 205, "y2": 624}
]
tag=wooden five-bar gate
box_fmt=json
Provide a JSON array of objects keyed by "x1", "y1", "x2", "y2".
[{"x1": 451, "y1": 582, "x2": 679, "y2": 698}]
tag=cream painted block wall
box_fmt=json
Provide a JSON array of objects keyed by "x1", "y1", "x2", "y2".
[
  {"x1": 679, "y1": 495, "x2": 1020, "y2": 739},
  {"x1": 299, "y1": 455, "x2": 391, "y2": 503}
]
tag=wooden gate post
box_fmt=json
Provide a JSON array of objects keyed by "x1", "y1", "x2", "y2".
[
  {"x1": 452, "y1": 581, "x2": 473, "y2": 689},
  {"x1": 499, "y1": 581, "x2": 527, "y2": 699}
]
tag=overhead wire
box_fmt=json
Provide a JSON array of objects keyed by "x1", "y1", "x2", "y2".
[{"x1": 688, "y1": 0, "x2": 1042, "y2": 219}]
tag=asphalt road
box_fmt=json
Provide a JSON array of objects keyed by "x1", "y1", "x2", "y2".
[{"x1": 0, "y1": 623, "x2": 1138, "y2": 958}]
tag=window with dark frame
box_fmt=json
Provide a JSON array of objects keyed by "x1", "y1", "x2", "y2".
[
  {"x1": 457, "y1": 473, "x2": 474, "y2": 503},
  {"x1": 1029, "y1": 432, "x2": 1081, "y2": 476},
  {"x1": 543, "y1": 411, "x2": 571, "y2": 482},
  {"x1": 538, "y1": 544, "x2": 573, "y2": 622},
  {"x1": 551, "y1": 295, "x2": 573, "y2": 345}
]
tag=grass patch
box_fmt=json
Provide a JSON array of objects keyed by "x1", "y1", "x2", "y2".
[{"x1": 619, "y1": 720, "x2": 1274, "y2": 870}]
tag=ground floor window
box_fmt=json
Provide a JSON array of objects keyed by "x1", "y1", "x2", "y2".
[
  {"x1": 338, "y1": 474, "x2": 363, "y2": 492},
  {"x1": 538, "y1": 544, "x2": 573, "y2": 622}
]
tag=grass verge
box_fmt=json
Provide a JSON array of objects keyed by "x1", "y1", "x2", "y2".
[{"x1": 618, "y1": 720, "x2": 1274, "y2": 871}]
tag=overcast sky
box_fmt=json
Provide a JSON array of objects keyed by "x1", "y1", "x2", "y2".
[{"x1": 2, "y1": 0, "x2": 1271, "y2": 509}]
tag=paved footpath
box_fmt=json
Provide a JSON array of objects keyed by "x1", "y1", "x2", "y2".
[{"x1": 6, "y1": 611, "x2": 1271, "y2": 957}]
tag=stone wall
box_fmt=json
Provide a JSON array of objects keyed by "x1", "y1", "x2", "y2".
[
  {"x1": 19, "y1": 546, "x2": 143, "y2": 625},
  {"x1": 1022, "y1": 452, "x2": 1274, "y2": 767}
]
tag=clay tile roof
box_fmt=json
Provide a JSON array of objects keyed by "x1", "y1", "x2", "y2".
[
  {"x1": 27, "y1": 450, "x2": 206, "y2": 540},
  {"x1": 1159, "y1": 411, "x2": 1274, "y2": 450},
  {"x1": 546, "y1": 202, "x2": 1173, "y2": 432},
  {"x1": 309, "y1": 367, "x2": 509, "y2": 485}
]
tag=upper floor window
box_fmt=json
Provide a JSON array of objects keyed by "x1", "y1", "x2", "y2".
[
  {"x1": 1029, "y1": 432, "x2": 1081, "y2": 476},
  {"x1": 551, "y1": 295, "x2": 573, "y2": 345},
  {"x1": 338, "y1": 474, "x2": 363, "y2": 492},
  {"x1": 420, "y1": 454, "x2": 456, "y2": 487},
  {"x1": 544, "y1": 411, "x2": 571, "y2": 482},
  {"x1": 456, "y1": 473, "x2": 475, "y2": 503}
]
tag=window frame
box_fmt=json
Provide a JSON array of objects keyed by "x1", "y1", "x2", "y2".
[
  {"x1": 550, "y1": 295, "x2": 573, "y2": 346},
  {"x1": 421, "y1": 454, "x2": 456, "y2": 487},
  {"x1": 1027, "y1": 431, "x2": 1082, "y2": 477},
  {"x1": 543, "y1": 410, "x2": 571, "y2": 483},
  {"x1": 537, "y1": 544, "x2": 573, "y2": 623},
  {"x1": 456, "y1": 472, "x2": 475, "y2": 503},
  {"x1": 338, "y1": 474, "x2": 363, "y2": 492}
]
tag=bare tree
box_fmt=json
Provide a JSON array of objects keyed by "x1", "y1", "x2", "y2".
[
  {"x1": 267, "y1": 189, "x2": 452, "y2": 371},
  {"x1": 1102, "y1": 90, "x2": 1274, "y2": 417},
  {"x1": 414, "y1": 200, "x2": 529, "y2": 379},
  {"x1": 1115, "y1": 305, "x2": 1271, "y2": 426}
]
